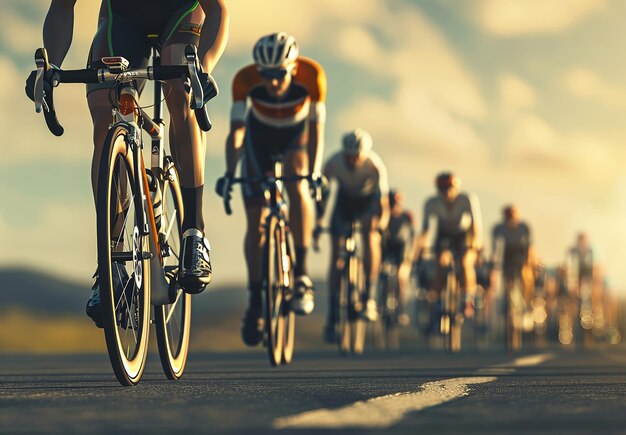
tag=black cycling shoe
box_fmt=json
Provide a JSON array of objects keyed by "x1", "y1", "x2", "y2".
[
  {"x1": 86, "y1": 262, "x2": 130, "y2": 328},
  {"x1": 178, "y1": 228, "x2": 213, "y2": 294},
  {"x1": 241, "y1": 306, "x2": 264, "y2": 347}
]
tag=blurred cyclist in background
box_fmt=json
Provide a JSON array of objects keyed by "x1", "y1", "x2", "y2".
[
  {"x1": 492, "y1": 205, "x2": 535, "y2": 306},
  {"x1": 382, "y1": 190, "x2": 415, "y2": 326},
  {"x1": 414, "y1": 172, "x2": 483, "y2": 317},
  {"x1": 217, "y1": 32, "x2": 327, "y2": 346},
  {"x1": 315, "y1": 129, "x2": 390, "y2": 342}
]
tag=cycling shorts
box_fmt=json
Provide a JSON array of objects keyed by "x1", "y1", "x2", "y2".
[
  {"x1": 87, "y1": 0, "x2": 204, "y2": 94},
  {"x1": 330, "y1": 192, "x2": 381, "y2": 237},
  {"x1": 384, "y1": 239, "x2": 412, "y2": 266},
  {"x1": 241, "y1": 115, "x2": 308, "y2": 204},
  {"x1": 435, "y1": 233, "x2": 471, "y2": 259}
]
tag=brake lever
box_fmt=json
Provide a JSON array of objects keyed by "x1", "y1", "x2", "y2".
[
  {"x1": 34, "y1": 48, "x2": 48, "y2": 113},
  {"x1": 184, "y1": 45, "x2": 204, "y2": 109}
]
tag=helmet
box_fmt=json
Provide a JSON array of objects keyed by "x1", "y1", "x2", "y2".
[
  {"x1": 435, "y1": 172, "x2": 460, "y2": 192},
  {"x1": 253, "y1": 32, "x2": 299, "y2": 69},
  {"x1": 503, "y1": 205, "x2": 518, "y2": 220},
  {"x1": 342, "y1": 128, "x2": 373, "y2": 156},
  {"x1": 389, "y1": 189, "x2": 403, "y2": 208}
]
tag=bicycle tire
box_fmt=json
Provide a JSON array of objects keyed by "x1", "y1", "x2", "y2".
[
  {"x1": 264, "y1": 215, "x2": 284, "y2": 366},
  {"x1": 96, "y1": 126, "x2": 151, "y2": 386},
  {"x1": 338, "y1": 257, "x2": 351, "y2": 356},
  {"x1": 154, "y1": 160, "x2": 192, "y2": 380},
  {"x1": 281, "y1": 222, "x2": 296, "y2": 365},
  {"x1": 351, "y1": 255, "x2": 366, "y2": 355}
]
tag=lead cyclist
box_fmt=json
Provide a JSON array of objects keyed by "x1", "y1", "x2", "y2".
[{"x1": 25, "y1": 0, "x2": 229, "y2": 327}]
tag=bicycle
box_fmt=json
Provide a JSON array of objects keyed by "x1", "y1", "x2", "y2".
[
  {"x1": 437, "y1": 242, "x2": 464, "y2": 353},
  {"x1": 224, "y1": 153, "x2": 322, "y2": 366},
  {"x1": 378, "y1": 258, "x2": 401, "y2": 350},
  {"x1": 32, "y1": 43, "x2": 216, "y2": 385},
  {"x1": 318, "y1": 221, "x2": 368, "y2": 356},
  {"x1": 503, "y1": 276, "x2": 525, "y2": 352}
]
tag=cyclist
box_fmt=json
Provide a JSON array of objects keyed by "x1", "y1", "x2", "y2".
[
  {"x1": 216, "y1": 33, "x2": 327, "y2": 346},
  {"x1": 314, "y1": 129, "x2": 390, "y2": 342},
  {"x1": 492, "y1": 205, "x2": 534, "y2": 306},
  {"x1": 381, "y1": 189, "x2": 415, "y2": 326},
  {"x1": 25, "y1": 0, "x2": 229, "y2": 327},
  {"x1": 566, "y1": 232, "x2": 594, "y2": 290},
  {"x1": 414, "y1": 172, "x2": 483, "y2": 318}
]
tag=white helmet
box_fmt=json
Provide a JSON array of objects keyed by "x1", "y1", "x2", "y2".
[
  {"x1": 253, "y1": 32, "x2": 299, "y2": 69},
  {"x1": 342, "y1": 128, "x2": 373, "y2": 156}
]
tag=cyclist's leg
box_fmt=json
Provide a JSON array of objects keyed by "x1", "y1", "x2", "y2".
[
  {"x1": 161, "y1": 5, "x2": 206, "y2": 233},
  {"x1": 361, "y1": 212, "x2": 382, "y2": 321},
  {"x1": 461, "y1": 247, "x2": 478, "y2": 316},
  {"x1": 284, "y1": 137, "x2": 314, "y2": 280}
]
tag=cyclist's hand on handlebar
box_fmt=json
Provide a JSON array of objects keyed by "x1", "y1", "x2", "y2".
[
  {"x1": 215, "y1": 172, "x2": 233, "y2": 200},
  {"x1": 25, "y1": 64, "x2": 59, "y2": 102}
]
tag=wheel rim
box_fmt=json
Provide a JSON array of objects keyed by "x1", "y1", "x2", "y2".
[
  {"x1": 159, "y1": 175, "x2": 190, "y2": 373},
  {"x1": 265, "y1": 219, "x2": 284, "y2": 365},
  {"x1": 100, "y1": 139, "x2": 150, "y2": 384}
]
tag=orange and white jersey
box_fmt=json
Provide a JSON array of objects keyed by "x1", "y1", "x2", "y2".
[{"x1": 230, "y1": 57, "x2": 327, "y2": 128}]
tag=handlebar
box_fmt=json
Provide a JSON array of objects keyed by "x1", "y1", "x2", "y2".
[
  {"x1": 223, "y1": 174, "x2": 326, "y2": 216},
  {"x1": 32, "y1": 45, "x2": 217, "y2": 137}
]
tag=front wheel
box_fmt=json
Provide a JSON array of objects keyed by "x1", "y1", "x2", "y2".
[
  {"x1": 154, "y1": 160, "x2": 191, "y2": 380},
  {"x1": 264, "y1": 215, "x2": 285, "y2": 366},
  {"x1": 96, "y1": 126, "x2": 151, "y2": 386}
]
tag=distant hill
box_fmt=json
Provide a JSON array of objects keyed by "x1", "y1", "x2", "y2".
[{"x1": 0, "y1": 266, "x2": 336, "y2": 352}]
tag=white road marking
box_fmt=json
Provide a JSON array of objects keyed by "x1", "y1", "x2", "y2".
[
  {"x1": 495, "y1": 353, "x2": 554, "y2": 368},
  {"x1": 274, "y1": 377, "x2": 496, "y2": 429},
  {"x1": 274, "y1": 353, "x2": 553, "y2": 430}
]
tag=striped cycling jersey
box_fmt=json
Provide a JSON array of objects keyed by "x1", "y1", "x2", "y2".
[{"x1": 230, "y1": 57, "x2": 327, "y2": 128}]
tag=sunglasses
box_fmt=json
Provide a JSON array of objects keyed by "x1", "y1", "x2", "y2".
[{"x1": 258, "y1": 67, "x2": 290, "y2": 80}]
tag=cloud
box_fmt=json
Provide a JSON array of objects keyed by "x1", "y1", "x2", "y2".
[
  {"x1": 564, "y1": 68, "x2": 626, "y2": 109},
  {"x1": 472, "y1": 0, "x2": 607, "y2": 36},
  {"x1": 498, "y1": 73, "x2": 536, "y2": 115}
]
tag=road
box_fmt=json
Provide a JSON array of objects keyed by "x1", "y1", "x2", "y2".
[{"x1": 1, "y1": 348, "x2": 626, "y2": 433}]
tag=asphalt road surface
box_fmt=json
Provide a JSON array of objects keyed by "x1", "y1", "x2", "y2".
[{"x1": 2, "y1": 347, "x2": 626, "y2": 433}]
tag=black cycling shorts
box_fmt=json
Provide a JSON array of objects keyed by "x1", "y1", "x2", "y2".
[
  {"x1": 241, "y1": 115, "x2": 308, "y2": 204},
  {"x1": 435, "y1": 233, "x2": 470, "y2": 259},
  {"x1": 330, "y1": 192, "x2": 381, "y2": 237},
  {"x1": 87, "y1": 0, "x2": 204, "y2": 94}
]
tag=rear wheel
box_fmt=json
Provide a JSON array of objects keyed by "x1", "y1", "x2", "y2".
[
  {"x1": 264, "y1": 216, "x2": 284, "y2": 366},
  {"x1": 154, "y1": 159, "x2": 191, "y2": 380},
  {"x1": 97, "y1": 126, "x2": 151, "y2": 386}
]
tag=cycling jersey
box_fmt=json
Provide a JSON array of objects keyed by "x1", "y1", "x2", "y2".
[
  {"x1": 232, "y1": 57, "x2": 327, "y2": 204},
  {"x1": 384, "y1": 211, "x2": 414, "y2": 265},
  {"x1": 422, "y1": 193, "x2": 482, "y2": 251},
  {"x1": 492, "y1": 222, "x2": 531, "y2": 278},
  {"x1": 231, "y1": 57, "x2": 327, "y2": 128},
  {"x1": 569, "y1": 247, "x2": 593, "y2": 280},
  {"x1": 323, "y1": 151, "x2": 389, "y2": 199},
  {"x1": 88, "y1": 0, "x2": 203, "y2": 93},
  {"x1": 324, "y1": 151, "x2": 389, "y2": 236}
]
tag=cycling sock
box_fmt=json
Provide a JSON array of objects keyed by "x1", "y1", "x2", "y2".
[
  {"x1": 249, "y1": 281, "x2": 262, "y2": 309},
  {"x1": 295, "y1": 246, "x2": 307, "y2": 276},
  {"x1": 181, "y1": 185, "x2": 205, "y2": 233}
]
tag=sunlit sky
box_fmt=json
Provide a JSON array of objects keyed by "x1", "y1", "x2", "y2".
[{"x1": 1, "y1": 0, "x2": 626, "y2": 291}]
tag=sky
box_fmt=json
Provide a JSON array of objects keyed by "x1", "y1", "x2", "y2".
[{"x1": 1, "y1": 0, "x2": 626, "y2": 291}]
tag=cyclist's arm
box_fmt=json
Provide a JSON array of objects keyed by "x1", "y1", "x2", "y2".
[
  {"x1": 225, "y1": 68, "x2": 252, "y2": 175},
  {"x1": 43, "y1": 0, "x2": 77, "y2": 67},
  {"x1": 371, "y1": 152, "x2": 390, "y2": 230},
  {"x1": 198, "y1": 0, "x2": 229, "y2": 73},
  {"x1": 468, "y1": 193, "x2": 483, "y2": 250},
  {"x1": 300, "y1": 59, "x2": 327, "y2": 176},
  {"x1": 316, "y1": 159, "x2": 334, "y2": 226},
  {"x1": 225, "y1": 121, "x2": 245, "y2": 176}
]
